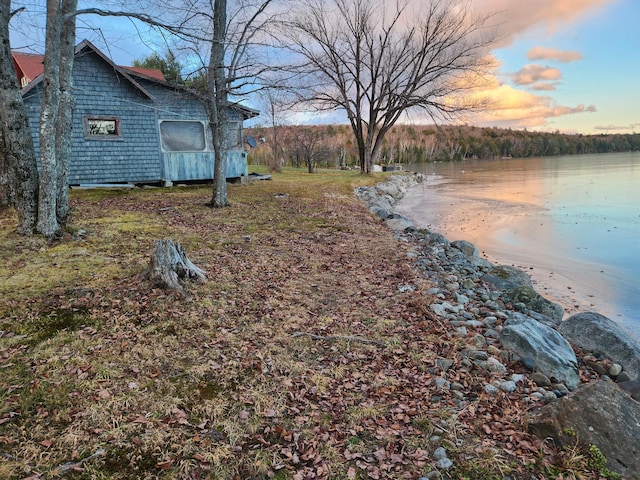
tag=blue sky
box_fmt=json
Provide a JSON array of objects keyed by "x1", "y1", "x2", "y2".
[
  {"x1": 10, "y1": 0, "x2": 639, "y2": 134},
  {"x1": 467, "y1": 0, "x2": 640, "y2": 133}
]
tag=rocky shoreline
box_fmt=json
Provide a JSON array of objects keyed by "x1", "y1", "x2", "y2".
[{"x1": 355, "y1": 173, "x2": 640, "y2": 479}]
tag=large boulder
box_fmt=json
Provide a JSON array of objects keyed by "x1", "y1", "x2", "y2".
[
  {"x1": 384, "y1": 213, "x2": 413, "y2": 233},
  {"x1": 558, "y1": 311, "x2": 640, "y2": 381},
  {"x1": 502, "y1": 286, "x2": 564, "y2": 324},
  {"x1": 451, "y1": 240, "x2": 479, "y2": 258},
  {"x1": 499, "y1": 315, "x2": 579, "y2": 390},
  {"x1": 527, "y1": 377, "x2": 640, "y2": 479},
  {"x1": 375, "y1": 181, "x2": 403, "y2": 200},
  {"x1": 481, "y1": 265, "x2": 533, "y2": 291}
]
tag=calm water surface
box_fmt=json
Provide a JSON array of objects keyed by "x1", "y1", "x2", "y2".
[{"x1": 397, "y1": 152, "x2": 640, "y2": 338}]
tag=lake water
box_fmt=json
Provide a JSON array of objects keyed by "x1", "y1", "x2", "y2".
[{"x1": 395, "y1": 152, "x2": 640, "y2": 339}]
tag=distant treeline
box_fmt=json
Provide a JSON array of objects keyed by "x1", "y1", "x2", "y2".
[{"x1": 246, "y1": 124, "x2": 640, "y2": 168}]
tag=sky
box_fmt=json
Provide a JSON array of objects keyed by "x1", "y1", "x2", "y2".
[
  {"x1": 9, "y1": 0, "x2": 640, "y2": 135},
  {"x1": 465, "y1": 0, "x2": 640, "y2": 134}
]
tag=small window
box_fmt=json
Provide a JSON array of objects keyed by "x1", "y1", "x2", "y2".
[
  {"x1": 160, "y1": 120, "x2": 207, "y2": 152},
  {"x1": 83, "y1": 116, "x2": 122, "y2": 140}
]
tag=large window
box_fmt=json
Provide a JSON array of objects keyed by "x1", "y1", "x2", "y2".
[
  {"x1": 83, "y1": 116, "x2": 121, "y2": 140},
  {"x1": 160, "y1": 120, "x2": 207, "y2": 152}
]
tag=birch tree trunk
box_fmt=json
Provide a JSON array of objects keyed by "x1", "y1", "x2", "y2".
[
  {"x1": 37, "y1": 0, "x2": 63, "y2": 237},
  {"x1": 37, "y1": 0, "x2": 77, "y2": 237},
  {"x1": 0, "y1": 0, "x2": 39, "y2": 234}
]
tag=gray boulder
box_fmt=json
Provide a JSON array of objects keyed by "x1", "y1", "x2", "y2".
[
  {"x1": 558, "y1": 311, "x2": 640, "y2": 381},
  {"x1": 451, "y1": 240, "x2": 479, "y2": 258},
  {"x1": 502, "y1": 286, "x2": 564, "y2": 324},
  {"x1": 507, "y1": 310, "x2": 560, "y2": 330},
  {"x1": 500, "y1": 315, "x2": 579, "y2": 390},
  {"x1": 384, "y1": 213, "x2": 413, "y2": 232},
  {"x1": 375, "y1": 181, "x2": 402, "y2": 199},
  {"x1": 527, "y1": 377, "x2": 640, "y2": 479},
  {"x1": 369, "y1": 204, "x2": 391, "y2": 219},
  {"x1": 426, "y1": 232, "x2": 449, "y2": 247},
  {"x1": 481, "y1": 265, "x2": 533, "y2": 291}
]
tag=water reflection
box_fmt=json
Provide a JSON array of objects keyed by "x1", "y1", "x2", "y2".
[{"x1": 397, "y1": 152, "x2": 640, "y2": 338}]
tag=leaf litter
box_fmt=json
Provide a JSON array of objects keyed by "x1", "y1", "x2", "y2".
[{"x1": 0, "y1": 172, "x2": 602, "y2": 478}]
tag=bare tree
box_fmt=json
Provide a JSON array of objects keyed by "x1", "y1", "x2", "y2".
[
  {"x1": 170, "y1": 0, "x2": 278, "y2": 207},
  {"x1": 209, "y1": 0, "x2": 278, "y2": 206},
  {"x1": 284, "y1": 0, "x2": 498, "y2": 173},
  {"x1": 260, "y1": 88, "x2": 291, "y2": 172},
  {"x1": 0, "y1": 1, "x2": 39, "y2": 234},
  {"x1": 290, "y1": 126, "x2": 330, "y2": 173}
]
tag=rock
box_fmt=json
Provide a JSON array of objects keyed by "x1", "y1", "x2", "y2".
[
  {"x1": 384, "y1": 213, "x2": 413, "y2": 232},
  {"x1": 527, "y1": 377, "x2": 640, "y2": 478},
  {"x1": 426, "y1": 232, "x2": 449, "y2": 246},
  {"x1": 559, "y1": 312, "x2": 640, "y2": 381},
  {"x1": 477, "y1": 357, "x2": 507, "y2": 374},
  {"x1": 451, "y1": 240, "x2": 479, "y2": 258},
  {"x1": 435, "y1": 458, "x2": 453, "y2": 470},
  {"x1": 432, "y1": 447, "x2": 447, "y2": 460},
  {"x1": 375, "y1": 181, "x2": 401, "y2": 199},
  {"x1": 435, "y1": 358, "x2": 454, "y2": 372},
  {"x1": 585, "y1": 360, "x2": 607, "y2": 376},
  {"x1": 465, "y1": 320, "x2": 484, "y2": 328},
  {"x1": 502, "y1": 287, "x2": 564, "y2": 323},
  {"x1": 422, "y1": 472, "x2": 442, "y2": 480},
  {"x1": 369, "y1": 204, "x2": 392, "y2": 219},
  {"x1": 499, "y1": 380, "x2": 517, "y2": 393},
  {"x1": 434, "y1": 377, "x2": 450, "y2": 390},
  {"x1": 618, "y1": 380, "x2": 640, "y2": 401},
  {"x1": 484, "y1": 384, "x2": 499, "y2": 395},
  {"x1": 455, "y1": 326, "x2": 467, "y2": 337},
  {"x1": 530, "y1": 372, "x2": 551, "y2": 387},
  {"x1": 499, "y1": 315, "x2": 579, "y2": 390},
  {"x1": 481, "y1": 265, "x2": 533, "y2": 291},
  {"x1": 617, "y1": 371, "x2": 632, "y2": 382},
  {"x1": 609, "y1": 363, "x2": 623, "y2": 377}
]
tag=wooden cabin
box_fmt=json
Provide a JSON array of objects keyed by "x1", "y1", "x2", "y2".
[{"x1": 13, "y1": 40, "x2": 258, "y2": 186}]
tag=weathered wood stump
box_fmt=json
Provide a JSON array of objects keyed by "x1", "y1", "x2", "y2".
[{"x1": 145, "y1": 239, "x2": 206, "y2": 292}]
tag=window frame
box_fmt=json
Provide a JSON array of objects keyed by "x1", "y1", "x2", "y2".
[
  {"x1": 82, "y1": 116, "x2": 122, "y2": 141},
  {"x1": 159, "y1": 119, "x2": 208, "y2": 153}
]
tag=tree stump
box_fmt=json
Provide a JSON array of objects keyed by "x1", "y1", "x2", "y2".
[{"x1": 146, "y1": 239, "x2": 207, "y2": 292}]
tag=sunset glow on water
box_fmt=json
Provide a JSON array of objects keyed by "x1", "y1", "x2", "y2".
[{"x1": 398, "y1": 152, "x2": 640, "y2": 338}]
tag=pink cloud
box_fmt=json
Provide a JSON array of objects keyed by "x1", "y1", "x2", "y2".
[
  {"x1": 527, "y1": 46, "x2": 583, "y2": 62},
  {"x1": 473, "y1": 0, "x2": 617, "y2": 47},
  {"x1": 512, "y1": 64, "x2": 562, "y2": 85},
  {"x1": 459, "y1": 82, "x2": 597, "y2": 130},
  {"x1": 531, "y1": 82, "x2": 558, "y2": 91}
]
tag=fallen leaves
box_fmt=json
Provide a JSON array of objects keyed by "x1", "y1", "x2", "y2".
[{"x1": 0, "y1": 176, "x2": 593, "y2": 478}]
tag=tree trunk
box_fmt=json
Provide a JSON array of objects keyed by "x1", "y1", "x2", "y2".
[
  {"x1": 208, "y1": 0, "x2": 229, "y2": 208},
  {"x1": 37, "y1": 0, "x2": 64, "y2": 237},
  {"x1": 37, "y1": 0, "x2": 77, "y2": 237},
  {"x1": 0, "y1": 0, "x2": 39, "y2": 234},
  {"x1": 146, "y1": 239, "x2": 207, "y2": 292},
  {"x1": 55, "y1": 0, "x2": 77, "y2": 226}
]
